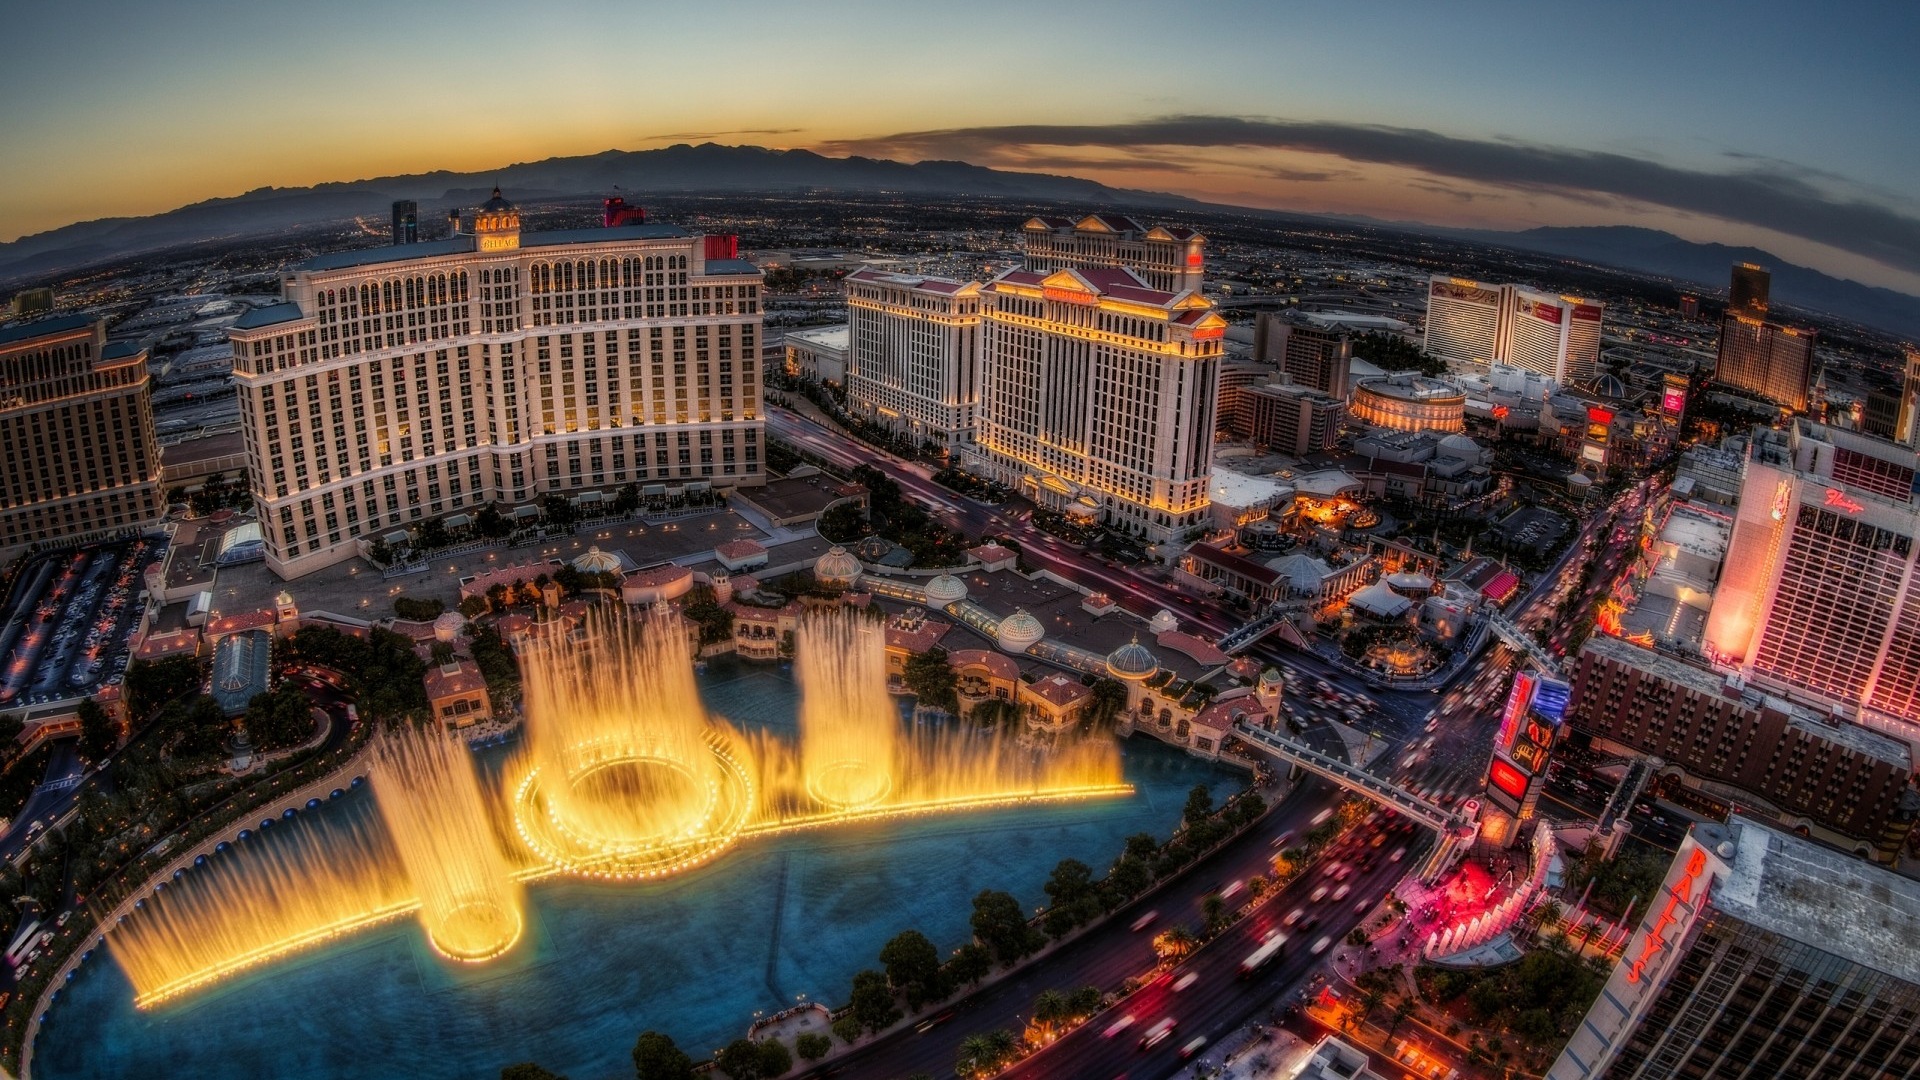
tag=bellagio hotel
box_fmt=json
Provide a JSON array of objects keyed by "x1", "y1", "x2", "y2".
[{"x1": 229, "y1": 189, "x2": 764, "y2": 579}]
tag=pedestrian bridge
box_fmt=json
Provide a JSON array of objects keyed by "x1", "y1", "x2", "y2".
[
  {"x1": 1484, "y1": 609, "x2": 1563, "y2": 678},
  {"x1": 1232, "y1": 723, "x2": 1481, "y2": 881},
  {"x1": 1218, "y1": 599, "x2": 1309, "y2": 655}
]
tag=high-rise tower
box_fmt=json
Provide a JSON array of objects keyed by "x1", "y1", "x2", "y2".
[{"x1": 0, "y1": 316, "x2": 163, "y2": 554}]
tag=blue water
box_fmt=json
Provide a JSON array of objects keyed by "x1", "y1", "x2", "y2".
[{"x1": 34, "y1": 659, "x2": 1242, "y2": 1080}]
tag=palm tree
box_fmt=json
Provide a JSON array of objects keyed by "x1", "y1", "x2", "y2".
[
  {"x1": 984, "y1": 1028, "x2": 1019, "y2": 1070},
  {"x1": 1152, "y1": 925, "x2": 1197, "y2": 962},
  {"x1": 954, "y1": 1034, "x2": 993, "y2": 1079},
  {"x1": 1386, "y1": 998, "x2": 1418, "y2": 1040},
  {"x1": 1357, "y1": 985, "x2": 1387, "y2": 1024}
]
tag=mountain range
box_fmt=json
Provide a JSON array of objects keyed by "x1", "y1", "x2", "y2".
[
  {"x1": 2, "y1": 143, "x2": 1915, "y2": 339},
  {"x1": 1436, "y1": 224, "x2": 1920, "y2": 339}
]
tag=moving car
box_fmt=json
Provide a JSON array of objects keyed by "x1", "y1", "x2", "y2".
[
  {"x1": 1139, "y1": 1018, "x2": 1177, "y2": 1050},
  {"x1": 1103, "y1": 1014, "x2": 1137, "y2": 1039},
  {"x1": 1173, "y1": 972, "x2": 1199, "y2": 992},
  {"x1": 1130, "y1": 910, "x2": 1159, "y2": 932},
  {"x1": 1179, "y1": 1037, "x2": 1208, "y2": 1060}
]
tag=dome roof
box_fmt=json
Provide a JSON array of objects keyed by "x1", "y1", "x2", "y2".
[
  {"x1": 1258, "y1": 666, "x2": 1284, "y2": 690},
  {"x1": 480, "y1": 186, "x2": 515, "y2": 213},
  {"x1": 1149, "y1": 608, "x2": 1179, "y2": 635},
  {"x1": 573, "y1": 545, "x2": 622, "y2": 575},
  {"x1": 432, "y1": 611, "x2": 465, "y2": 643},
  {"x1": 1437, "y1": 433, "x2": 1481, "y2": 455},
  {"x1": 996, "y1": 609, "x2": 1045, "y2": 653},
  {"x1": 1581, "y1": 373, "x2": 1629, "y2": 399},
  {"x1": 923, "y1": 573, "x2": 968, "y2": 606},
  {"x1": 1106, "y1": 636, "x2": 1160, "y2": 680},
  {"x1": 814, "y1": 545, "x2": 863, "y2": 585}
]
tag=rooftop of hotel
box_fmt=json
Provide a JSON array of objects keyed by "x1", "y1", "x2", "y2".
[
  {"x1": 1580, "y1": 635, "x2": 1910, "y2": 768},
  {"x1": 292, "y1": 222, "x2": 700, "y2": 273},
  {"x1": 1354, "y1": 374, "x2": 1465, "y2": 402},
  {"x1": 0, "y1": 312, "x2": 94, "y2": 347},
  {"x1": 1713, "y1": 816, "x2": 1920, "y2": 986},
  {"x1": 784, "y1": 324, "x2": 850, "y2": 351},
  {"x1": 1656, "y1": 504, "x2": 1733, "y2": 560}
]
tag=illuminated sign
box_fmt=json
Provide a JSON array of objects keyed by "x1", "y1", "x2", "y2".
[
  {"x1": 1531, "y1": 301, "x2": 1565, "y2": 324},
  {"x1": 1488, "y1": 758, "x2": 1529, "y2": 799},
  {"x1": 1432, "y1": 280, "x2": 1499, "y2": 304},
  {"x1": 1186, "y1": 251, "x2": 1203, "y2": 267},
  {"x1": 1587, "y1": 407, "x2": 1615, "y2": 426},
  {"x1": 1571, "y1": 304, "x2": 1604, "y2": 322},
  {"x1": 1626, "y1": 847, "x2": 1711, "y2": 984},
  {"x1": 1824, "y1": 488, "x2": 1865, "y2": 514},
  {"x1": 1582, "y1": 444, "x2": 1609, "y2": 464},
  {"x1": 1043, "y1": 286, "x2": 1095, "y2": 306},
  {"x1": 1662, "y1": 388, "x2": 1687, "y2": 415},
  {"x1": 1530, "y1": 679, "x2": 1570, "y2": 723},
  {"x1": 1497, "y1": 672, "x2": 1536, "y2": 752},
  {"x1": 1192, "y1": 325, "x2": 1226, "y2": 341}
]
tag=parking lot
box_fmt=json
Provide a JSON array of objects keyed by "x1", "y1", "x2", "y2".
[{"x1": 0, "y1": 536, "x2": 167, "y2": 708}]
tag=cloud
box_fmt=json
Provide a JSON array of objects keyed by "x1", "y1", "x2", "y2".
[
  {"x1": 643, "y1": 128, "x2": 803, "y2": 141},
  {"x1": 816, "y1": 116, "x2": 1920, "y2": 276}
]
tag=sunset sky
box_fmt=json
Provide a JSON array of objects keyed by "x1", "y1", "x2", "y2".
[{"x1": 4, "y1": 0, "x2": 1918, "y2": 294}]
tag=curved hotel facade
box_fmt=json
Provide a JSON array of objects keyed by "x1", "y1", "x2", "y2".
[{"x1": 230, "y1": 191, "x2": 765, "y2": 579}]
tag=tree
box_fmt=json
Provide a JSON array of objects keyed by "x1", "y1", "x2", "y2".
[
  {"x1": 244, "y1": 682, "x2": 315, "y2": 751},
  {"x1": 794, "y1": 1033, "x2": 831, "y2": 1062},
  {"x1": 1027, "y1": 989, "x2": 1071, "y2": 1043},
  {"x1": 818, "y1": 501, "x2": 868, "y2": 544},
  {"x1": 1043, "y1": 858, "x2": 1094, "y2": 909},
  {"x1": 715, "y1": 1039, "x2": 770, "y2": 1080},
  {"x1": 1202, "y1": 893, "x2": 1229, "y2": 934},
  {"x1": 968, "y1": 698, "x2": 1019, "y2": 729},
  {"x1": 458, "y1": 594, "x2": 491, "y2": 619},
  {"x1": 501, "y1": 1065, "x2": 567, "y2": 1080},
  {"x1": 683, "y1": 584, "x2": 736, "y2": 646},
  {"x1": 831, "y1": 1015, "x2": 864, "y2": 1045},
  {"x1": 1182, "y1": 784, "x2": 1214, "y2": 828},
  {"x1": 970, "y1": 889, "x2": 1041, "y2": 966},
  {"x1": 1102, "y1": 855, "x2": 1153, "y2": 902},
  {"x1": 879, "y1": 929, "x2": 946, "y2": 1010},
  {"x1": 901, "y1": 648, "x2": 958, "y2": 714},
  {"x1": 1387, "y1": 997, "x2": 1418, "y2": 1040},
  {"x1": 76, "y1": 698, "x2": 117, "y2": 761},
  {"x1": 633, "y1": 1031, "x2": 695, "y2": 1080},
  {"x1": 1085, "y1": 678, "x2": 1129, "y2": 731},
  {"x1": 415, "y1": 517, "x2": 452, "y2": 552},
  {"x1": 541, "y1": 492, "x2": 578, "y2": 526},
  {"x1": 1151, "y1": 925, "x2": 1197, "y2": 962},
  {"x1": 756, "y1": 1039, "x2": 791, "y2": 1078},
  {"x1": 125, "y1": 655, "x2": 202, "y2": 719},
  {"x1": 943, "y1": 942, "x2": 992, "y2": 989},
  {"x1": 394, "y1": 595, "x2": 446, "y2": 622},
  {"x1": 477, "y1": 504, "x2": 511, "y2": 538},
  {"x1": 848, "y1": 968, "x2": 901, "y2": 1034}
]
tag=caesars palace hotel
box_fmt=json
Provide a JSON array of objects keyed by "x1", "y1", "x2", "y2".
[{"x1": 229, "y1": 190, "x2": 765, "y2": 579}]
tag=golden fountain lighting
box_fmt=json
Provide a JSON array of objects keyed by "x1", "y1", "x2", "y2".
[{"x1": 108, "y1": 607, "x2": 1132, "y2": 1008}]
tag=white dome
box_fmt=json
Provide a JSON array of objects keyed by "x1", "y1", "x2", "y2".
[
  {"x1": 1149, "y1": 608, "x2": 1179, "y2": 635},
  {"x1": 996, "y1": 609, "x2": 1046, "y2": 653},
  {"x1": 573, "y1": 545, "x2": 623, "y2": 575},
  {"x1": 1106, "y1": 637, "x2": 1160, "y2": 680},
  {"x1": 814, "y1": 545, "x2": 863, "y2": 586},
  {"x1": 432, "y1": 611, "x2": 465, "y2": 643},
  {"x1": 923, "y1": 573, "x2": 968, "y2": 606},
  {"x1": 1437, "y1": 433, "x2": 1481, "y2": 455}
]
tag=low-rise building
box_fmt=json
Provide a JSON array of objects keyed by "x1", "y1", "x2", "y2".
[
  {"x1": 784, "y1": 323, "x2": 849, "y2": 385},
  {"x1": 424, "y1": 658, "x2": 491, "y2": 727}
]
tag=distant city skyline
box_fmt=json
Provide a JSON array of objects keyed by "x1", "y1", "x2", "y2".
[{"x1": 3, "y1": 0, "x2": 1918, "y2": 295}]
